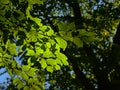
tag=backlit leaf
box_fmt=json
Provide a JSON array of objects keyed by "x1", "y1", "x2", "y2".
[
  {"x1": 55, "y1": 52, "x2": 68, "y2": 65},
  {"x1": 46, "y1": 59, "x2": 57, "y2": 66},
  {"x1": 47, "y1": 29, "x2": 54, "y2": 36},
  {"x1": 26, "y1": 49, "x2": 35, "y2": 56},
  {"x1": 46, "y1": 66, "x2": 53, "y2": 73},
  {"x1": 55, "y1": 37, "x2": 67, "y2": 50},
  {"x1": 73, "y1": 37, "x2": 83, "y2": 47},
  {"x1": 27, "y1": 68, "x2": 37, "y2": 77},
  {"x1": 54, "y1": 65, "x2": 60, "y2": 70},
  {"x1": 39, "y1": 59, "x2": 47, "y2": 69},
  {"x1": 43, "y1": 49, "x2": 54, "y2": 58}
]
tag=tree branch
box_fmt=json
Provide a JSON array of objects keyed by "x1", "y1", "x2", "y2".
[
  {"x1": 65, "y1": 0, "x2": 111, "y2": 89},
  {"x1": 113, "y1": 23, "x2": 120, "y2": 44},
  {"x1": 64, "y1": 47, "x2": 95, "y2": 90}
]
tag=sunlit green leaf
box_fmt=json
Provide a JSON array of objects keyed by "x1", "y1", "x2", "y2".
[
  {"x1": 39, "y1": 59, "x2": 47, "y2": 69},
  {"x1": 45, "y1": 42, "x2": 51, "y2": 48},
  {"x1": 22, "y1": 65, "x2": 30, "y2": 72},
  {"x1": 47, "y1": 29, "x2": 54, "y2": 36},
  {"x1": 55, "y1": 37, "x2": 67, "y2": 50},
  {"x1": 6, "y1": 40, "x2": 17, "y2": 55},
  {"x1": 54, "y1": 65, "x2": 60, "y2": 70},
  {"x1": 46, "y1": 59, "x2": 57, "y2": 66},
  {"x1": 56, "y1": 59, "x2": 63, "y2": 66},
  {"x1": 36, "y1": 48, "x2": 44, "y2": 55},
  {"x1": 55, "y1": 51, "x2": 68, "y2": 65},
  {"x1": 33, "y1": 17, "x2": 42, "y2": 26},
  {"x1": 26, "y1": 49, "x2": 35, "y2": 56},
  {"x1": 46, "y1": 66, "x2": 53, "y2": 73},
  {"x1": 43, "y1": 49, "x2": 54, "y2": 58},
  {"x1": 27, "y1": 68, "x2": 37, "y2": 77}
]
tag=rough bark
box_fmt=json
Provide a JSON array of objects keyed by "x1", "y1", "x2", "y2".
[{"x1": 65, "y1": 0, "x2": 116, "y2": 90}]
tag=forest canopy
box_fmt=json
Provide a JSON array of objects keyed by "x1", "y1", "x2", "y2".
[{"x1": 0, "y1": 0, "x2": 120, "y2": 90}]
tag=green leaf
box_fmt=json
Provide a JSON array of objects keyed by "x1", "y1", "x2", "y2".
[
  {"x1": 13, "y1": 78, "x2": 20, "y2": 84},
  {"x1": 40, "y1": 26, "x2": 47, "y2": 32},
  {"x1": 0, "y1": 16, "x2": 6, "y2": 21},
  {"x1": 55, "y1": 37, "x2": 67, "y2": 50},
  {"x1": 33, "y1": 18, "x2": 42, "y2": 26},
  {"x1": 78, "y1": 29, "x2": 87, "y2": 36},
  {"x1": 7, "y1": 40, "x2": 17, "y2": 55},
  {"x1": 28, "y1": 78, "x2": 34, "y2": 84},
  {"x1": 46, "y1": 59, "x2": 57, "y2": 66},
  {"x1": 28, "y1": 0, "x2": 43, "y2": 4},
  {"x1": 14, "y1": 69, "x2": 22, "y2": 75},
  {"x1": 58, "y1": 22, "x2": 68, "y2": 31},
  {"x1": 56, "y1": 59, "x2": 63, "y2": 66},
  {"x1": 0, "y1": 0, "x2": 9, "y2": 4},
  {"x1": 0, "y1": 62, "x2": 4, "y2": 67},
  {"x1": 27, "y1": 57, "x2": 34, "y2": 66},
  {"x1": 21, "y1": 72, "x2": 29, "y2": 80},
  {"x1": 73, "y1": 37, "x2": 83, "y2": 47},
  {"x1": 43, "y1": 49, "x2": 54, "y2": 58},
  {"x1": 22, "y1": 65, "x2": 30, "y2": 72},
  {"x1": 47, "y1": 29, "x2": 54, "y2": 36},
  {"x1": 55, "y1": 52, "x2": 67, "y2": 60},
  {"x1": 39, "y1": 59, "x2": 47, "y2": 69},
  {"x1": 11, "y1": 60, "x2": 17, "y2": 68},
  {"x1": 58, "y1": 22, "x2": 75, "y2": 32},
  {"x1": 0, "y1": 57, "x2": 4, "y2": 67},
  {"x1": 8, "y1": 69, "x2": 13, "y2": 76},
  {"x1": 45, "y1": 42, "x2": 51, "y2": 48},
  {"x1": 27, "y1": 68, "x2": 37, "y2": 77},
  {"x1": 23, "y1": 86, "x2": 29, "y2": 90},
  {"x1": 54, "y1": 65, "x2": 60, "y2": 70},
  {"x1": 26, "y1": 5, "x2": 32, "y2": 19},
  {"x1": 61, "y1": 59, "x2": 69, "y2": 66},
  {"x1": 36, "y1": 48, "x2": 44, "y2": 55},
  {"x1": 62, "y1": 31, "x2": 73, "y2": 41},
  {"x1": 86, "y1": 32, "x2": 96, "y2": 37},
  {"x1": 14, "y1": 10, "x2": 25, "y2": 21},
  {"x1": 26, "y1": 49, "x2": 35, "y2": 56},
  {"x1": 46, "y1": 66, "x2": 53, "y2": 73},
  {"x1": 79, "y1": 29, "x2": 97, "y2": 43},
  {"x1": 82, "y1": 36, "x2": 96, "y2": 44},
  {"x1": 17, "y1": 82, "x2": 25, "y2": 89},
  {"x1": 32, "y1": 85, "x2": 40, "y2": 90},
  {"x1": 55, "y1": 52, "x2": 68, "y2": 65}
]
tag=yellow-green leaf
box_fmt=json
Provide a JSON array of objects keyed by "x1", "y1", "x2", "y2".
[
  {"x1": 55, "y1": 37, "x2": 67, "y2": 50},
  {"x1": 39, "y1": 59, "x2": 47, "y2": 69}
]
